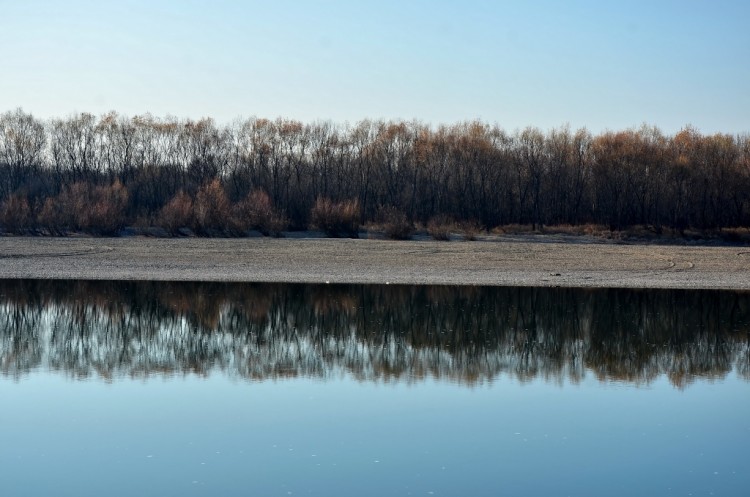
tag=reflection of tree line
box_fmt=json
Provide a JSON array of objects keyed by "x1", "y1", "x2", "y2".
[{"x1": 0, "y1": 280, "x2": 748, "y2": 387}]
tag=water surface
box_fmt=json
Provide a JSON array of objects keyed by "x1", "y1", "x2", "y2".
[{"x1": 1, "y1": 281, "x2": 748, "y2": 496}]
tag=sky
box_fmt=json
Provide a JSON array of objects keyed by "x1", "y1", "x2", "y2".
[{"x1": 0, "y1": 0, "x2": 748, "y2": 134}]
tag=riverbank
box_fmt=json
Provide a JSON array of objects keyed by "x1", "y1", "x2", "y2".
[{"x1": 1, "y1": 235, "x2": 749, "y2": 289}]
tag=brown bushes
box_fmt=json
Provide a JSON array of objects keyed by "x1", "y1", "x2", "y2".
[
  {"x1": 310, "y1": 197, "x2": 360, "y2": 237},
  {"x1": 89, "y1": 180, "x2": 129, "y2": 234},
  {"x1": 155, "y1": 187, "x2": 288, "y2": 236},
  {"x1": 0, "y1": 194, "x2": 31, "y2": 233},
  {"x1": 37, "y1": 181, "x2": 129, "y2": 234},
  {"x1": 458, "y1": 220, "x2": 482, "y2": 241},
  {"x1": 231, "y1": 189, "x2": 287, "y2": 236},
  {"x1": 427, "y1": 215, "x2": 454, "y2": 241},
  {"x1": 425, "y1": 216, "x2": 482, "y2": 241},
  {"x1": 193, "y1": 179, "x2": 230, "y2": 234},
  {"x1": 378, "y1": 206, "x2": 413, "y2": 240},
  {"x1": 156, "y1": 191, "x2": 194, "y2": 234},
  {"x1": 37, "y1": 197, "x2": 66, "y2": 233}
]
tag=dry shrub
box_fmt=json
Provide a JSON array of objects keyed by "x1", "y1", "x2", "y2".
[
  {"x1": 310, "y1": 197, "x2": 360, "y2": 237},
  {"x1": 427, "y1": 214, "x2": 453, "y2": 241},
  {"x1": 157, "y1": 191, "x2": 194, "y2": 234},
  {"x1": 65, "y1": 183, "x2": 93, "y2": 230},
  {"x1": 579, "y1": 224, "x2": 612, "y2": 238},
  {"x1": 719, "y1": 227, "x2": 750, "y2": 244},
  {"x1": 458, "y1": 220, "x2": 482, "y2": 241},
  {"x1": 88, "y1": 180, "x2": 129, "y2": 234},
  {"x1": 37, "y1": 181, "x2": 129, "y2": 234},
  {"x1": 0, "y1": 194, "x2": 32, "y2": 233},
  {"x1": 540, "y1": 224, "x2": 584, "y2": 236},
  {"x1": 378, "y1": 206, "x2": 413, "y2": 240},
  {"x1": 193, "y1": 178, "x2": 230, "y2": 234},
  {"x1": 231, "y1": 189, "x2": 288, "y2": 236},
  {"x1": 37, "y1": 184, "x2": 86, "y2": 231},
  {"x1": 38, "y1": 197, "x2": 67, "y2": 232},
  {"x1": 492, "y1": 224, "x2": 536, "y2": 234}
]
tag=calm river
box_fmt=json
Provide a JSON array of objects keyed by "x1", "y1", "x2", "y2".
[{"x1": 1, "y1": 281, "x2": 748, "y2": 496}]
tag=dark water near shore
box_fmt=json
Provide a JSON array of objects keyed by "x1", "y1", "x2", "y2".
[{"x1": 1, "y1": 281, "x2": 748, "y2": 496}]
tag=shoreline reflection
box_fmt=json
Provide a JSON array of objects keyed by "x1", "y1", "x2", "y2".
[{"x1": 1, "y1": 280, "x2": 748, "y2": 387}]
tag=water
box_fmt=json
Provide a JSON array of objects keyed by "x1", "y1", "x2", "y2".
[{"x1": 1, "y1": 281, "x2": 748, "y2": 496}]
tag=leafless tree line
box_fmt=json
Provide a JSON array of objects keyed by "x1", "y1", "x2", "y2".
[
  {"x1": 1, "y1": 108, "x2": 749, "y2": 235},
  {"x1": 1, "y1": 280, "x2": 747, "y2": 386}
]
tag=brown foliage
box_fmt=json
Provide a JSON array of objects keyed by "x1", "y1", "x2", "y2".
[
  {"x1": 37, "y1": 181, "x2": 128, "y2": 234},
  {"x1": 89, "y1": 180, "x2": 129, "y2": 234},
  {"x1": 193, "y1": 179, "x2": 230, "y2": 234},
  {"x1": 156, "y1": 191, "x2": 194, "y2": 234},
  {"x1": 231, "y1": 189, "x2": 287, "y2": 236},
  {"x1": 427, "y1": 214, "x2": 454, "y2": 241},
  {"x1": 458, "y1": 220, "x2": 482, "y2": 241},
  {"x1": 378, "y1": 206, "x2": 413, "y2": 240},
  {"x1": 310, "y1": 197, "x2": 360, "y2": 237},
  {"x1": 0, "y1": 194, "x2": 31, "y2": 233},
  {"x1": 37, "y1": 197, "x2": 67, "y2": 233}
]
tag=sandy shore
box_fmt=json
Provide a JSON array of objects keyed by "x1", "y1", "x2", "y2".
[{"x1": 1, "y1": 235, "x2": 749, "y2": 289}]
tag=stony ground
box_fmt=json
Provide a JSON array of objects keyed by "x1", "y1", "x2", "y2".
[{"x1": 1, "y1": 235, "x2": 749, "y2": 289}]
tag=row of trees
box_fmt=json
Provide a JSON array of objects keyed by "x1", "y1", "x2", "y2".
[{"x1": 1, "y1": 108, "x2": 749, "y2": 235}]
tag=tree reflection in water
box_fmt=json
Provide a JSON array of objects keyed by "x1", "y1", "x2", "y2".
[{"x1": 0, "y1": 280, "x2": 748, "y2": 387}]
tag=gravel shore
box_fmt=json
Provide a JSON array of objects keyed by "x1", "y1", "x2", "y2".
[{"x1": 1, "y1": 235, "x2": 749, "y2": 289}]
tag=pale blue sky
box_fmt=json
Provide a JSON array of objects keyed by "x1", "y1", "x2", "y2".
[{"x1": 1, "y1": 0, "x2": 748, "y2": 133}]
